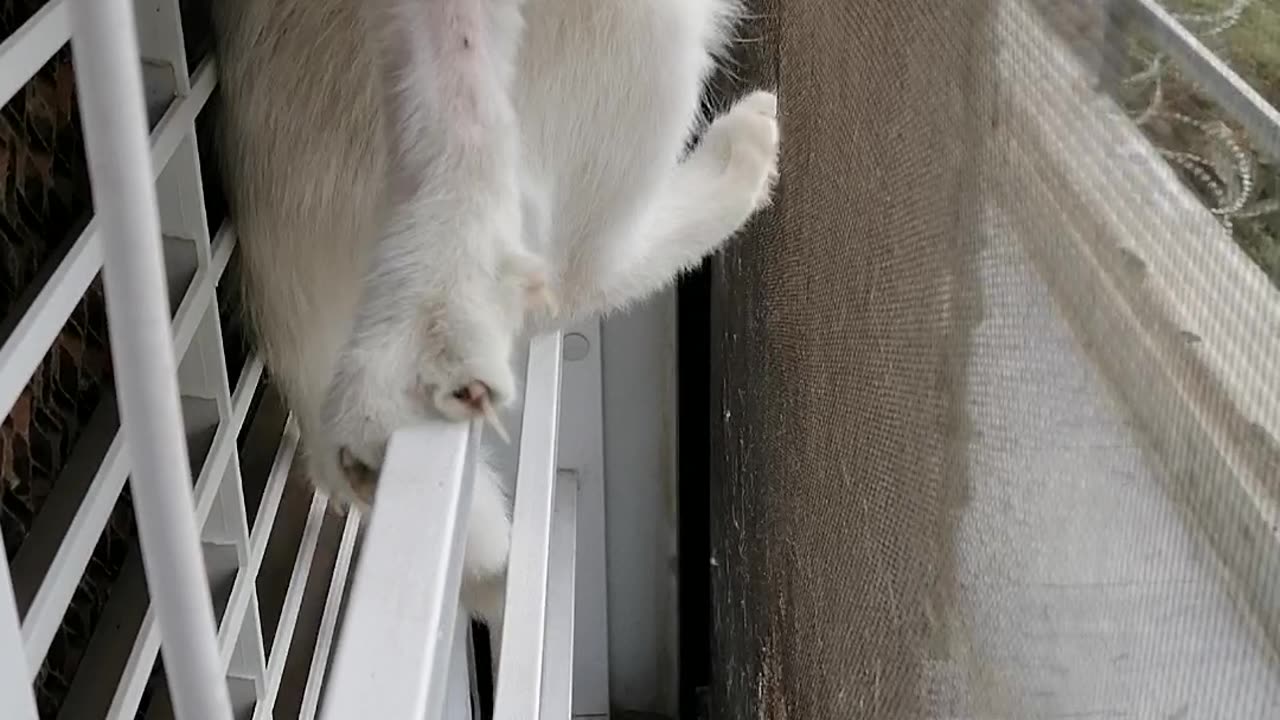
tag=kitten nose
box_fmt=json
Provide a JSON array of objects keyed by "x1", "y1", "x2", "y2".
[{"x1": 451, "y1": 381, "x2": 490, "y2": 412}]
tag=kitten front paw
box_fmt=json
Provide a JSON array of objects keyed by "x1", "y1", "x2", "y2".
[
  {"x1": 500, "y1": 251, "x2": 559, "y2": 322},
  {"x1": 322, "y1": 310, "x2": 520, "y2": 495},
  {"x1": 701, "y1": 90, "x2": 780, "y2": 210}
]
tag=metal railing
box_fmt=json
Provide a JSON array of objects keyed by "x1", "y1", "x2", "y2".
[
  {"x1": 321, "y1": 330, "x2": 578, "y2": 719},
  {"x1": 0, "y1": 0, "x2": 243, "y2": 718},
  {"x1": 0, "y1": 1, "x2": 591, "y2": 718}
]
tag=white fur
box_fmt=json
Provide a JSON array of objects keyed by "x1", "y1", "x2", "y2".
[
  {"x1": 211, "y1": 0, "x2": 778, "y2": 626},
  {"x1": 326, "y1": 0, "x2": 544, "y2": 480}
]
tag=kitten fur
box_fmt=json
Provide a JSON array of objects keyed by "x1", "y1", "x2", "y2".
[{"x1": 210, "y1": 0, "x2": 779, "y2": 624}]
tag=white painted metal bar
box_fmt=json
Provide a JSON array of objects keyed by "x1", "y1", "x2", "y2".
[
  {"x1": 321, "y1": 420, "x2": 481, "y2": 720},
  {"x1": 494, "y1": 331, "x2": 565, "y2": 720},
  {"x1": 157, "y1": 133, "x2": 215, "y2": 262},
  {"x1": 253, "y1": 492, "x2": 330, "y2": 718},
  {"x1": 210, "y1": 222, "x2": 239, "y2": 280},
  {"x1": 106, "y1": 607, "x2": 162, "y2": 719},
  {"x1": 232, "y1": 355, "x2": 267, "y2": 423},
  {"x1": 210, "y1": 461, "x2": 252, "y2": 558},
  {"x1": 0, "y1": 0, "x2": 70, "y2": 108},
  {"x1": 1126, "y1": 0, "x2": 1280, "y2": 159},
  {"x1": 540, "y1": 472, "x2": 579, "y2": 719},
  {"x1": 108, "y1": 366, "x2": 281, "y2": 718},
  {"x1": 149, "y1": 59, "x2": 217, "y2": 175},
  {"x1": 70, "y1": 1, "x2": 232, "y2": 717},
  {"x1": 446, "y1": 614, "x2": 476, "y2": 719},
  {"x1": 191, "y1": 415, "x2": 248, "y2": 530},
  {"x1": 170, "y1": 116, "x2": 250, "y2": 701},
  {"x1": 228, "y1": 592, "x2": 268, "y2": 695},
  {"x1": 556, "y1": 321, "x2": 610, "y2": 715},
  {"x1": 218, "y1": 413, "x2": 297, "y2": 667},
  {"x1": 466, "y1": 622, "x2": 483, "y2": 715},
  {"x1": 299, "y1": 510, "x2": 362, "y2": 720},
  {"x1": 171, "y1": 261, "x2": 225, "y2": 353},
  {"x1": 238, "y1": 416, "x2": 293, "y2": 546},
  {"x1": 133, "y1": 0, "x2": 191, "y2": 93},
  {"x1": 0, "y1": 556, "x2": 39, "y2": 719}
]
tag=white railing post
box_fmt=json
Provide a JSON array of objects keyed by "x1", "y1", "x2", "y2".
[
  {"x1": 556, "y1": 321, "x2": 610, "y2": 715},
  {"x1": 70, "y1": 1, "x2": 233, "y2": 718},
  {"x1": 494, "y1": 331, "x2": 565, "y2": 719},
  {"x1": 539, "y1": 470, "x2": 579, "y2": 718},
  {"x1": 321, "y1": 421, "x2": 481, "y2": 719},
  {"x1": 319, "y1": 330, "x2": 573, "y2": 718}
]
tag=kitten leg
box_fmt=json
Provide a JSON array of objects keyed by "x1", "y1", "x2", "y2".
[
  {"x1": 464, "y1": 458, "x2": 514, "y2": 590},
  {"x1": 571, "y1": 90, "x2": 780, "y2": 319},
  {"x1": 326, "y1": 0, "x2": 539, "y2": 477}
]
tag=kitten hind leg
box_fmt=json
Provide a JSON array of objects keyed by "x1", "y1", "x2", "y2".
[
  {"x1": 325, "y1": 0, "x2": 533, "y2": 482},
  {"x1": 501, "y1": 250, "x2": 558, "y2": 321},
  {"x1": 571, "y1": 90, "x2": 780, "y2": 319},
  {"x1": 461, "y1": 457, "x2": 510, "y2": 679}
]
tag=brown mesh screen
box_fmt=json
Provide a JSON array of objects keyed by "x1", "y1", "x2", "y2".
[{"x1": 707, "y1": 1, "x2": 1280, "y2": 717}]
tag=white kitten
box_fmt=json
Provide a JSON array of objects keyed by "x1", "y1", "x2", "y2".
[{"x1": 211, "y1": 0, "x2": 778, "y2": 624}]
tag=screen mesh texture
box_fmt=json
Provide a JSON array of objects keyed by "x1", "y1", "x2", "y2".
[{"x1": 707, "y1": 2, "x2": 1280, "y2": 718}]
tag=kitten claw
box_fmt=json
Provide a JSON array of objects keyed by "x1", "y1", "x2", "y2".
[
  {"x1": 480, "y1": 397, "x2": 511, "y2": 443},
  {"x1": 337, "y1": 447, "x2": 379, "y2": 503},
  {"x1": 448, "y1": 381, "x2": 511, "y2": 442}
]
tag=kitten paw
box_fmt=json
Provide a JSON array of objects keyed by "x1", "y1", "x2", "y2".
[
  {"x1": 736, "y1": 88, "x2": 778, "y2": 119},
  {"x1": 701, "y1": 89, "x2": 780, "y2": 210},
  {"x1": 323, "y1": 303, "x2": 520, "y2": 493},
  {"x1": 337, "y1": 447, "x2": 379, "y2": 505},
  {"x1": 500, "y1": 251, "x2": 559, "y2": 321},
  {"x1": 417, "y1": 335, "x2": 519, "y2": 438}
]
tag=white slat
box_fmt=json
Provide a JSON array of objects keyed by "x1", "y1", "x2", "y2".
[
  {"x1": 253, "y1": 492, "x2": 329, "y2": 718},
  {"x1": 494, "y1": 331, "x2": 565, "y2": 719},
  {"x1": 298, "y1": 510, "x2": 362, "y2": 720},
  {"x1": 0, "y1": 556, "x2": 39, "y2": 719},
  {"x1": 71, "y1": 1, "x2": 232, "y2": 715},
  {"x1": 0, "y1": 0, "x2": 70, "y2": 108},
  {"x1": 218, "y1": 415, "x2": 298, "y2": 666},
  {"x1": 321, "y1": 421, "x2": 481, "y2": 720},
  {"x1": 105, "y1": 607, "x2": 162, "y2": 720},
  {"x1": 446, "y1": 613, "x2": 475, "y2": 719},
  {"x1": 540, "y1": 472, "x2": 579, "y2": 719}
]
